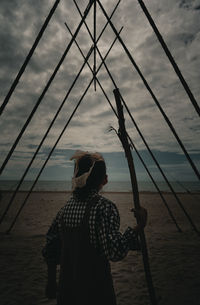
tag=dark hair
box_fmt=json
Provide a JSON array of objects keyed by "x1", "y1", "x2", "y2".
[{"x1": 73, "y1": 154, "x2": 106, "y2": 200}]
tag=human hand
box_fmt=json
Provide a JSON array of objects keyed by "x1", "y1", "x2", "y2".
[{"x1": 131, "y1": 206, "x2": 148, "y2": 231}]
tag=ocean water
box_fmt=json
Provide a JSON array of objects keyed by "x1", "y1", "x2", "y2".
[{"x1": 0, "y1": 180, "x2": 199, "y2": 193}]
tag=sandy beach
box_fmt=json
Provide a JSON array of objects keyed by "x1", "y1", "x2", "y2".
[{"x1": 0, "y1": 191, "x2": 200, "y2": 305}]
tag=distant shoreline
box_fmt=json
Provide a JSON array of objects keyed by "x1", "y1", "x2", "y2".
[{"x1": 1, "y1": 180, "x2": 199, "y2": 194}]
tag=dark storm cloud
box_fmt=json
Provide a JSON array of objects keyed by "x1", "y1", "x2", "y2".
[
  {"x1": 178, "y1": 0, "x2": 200, "y2": 10},
  {"x1": 0, "y1": 0, "x2": 54, "y2": 90}
]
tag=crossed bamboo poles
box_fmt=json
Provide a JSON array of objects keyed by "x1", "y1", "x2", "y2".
[
  {"x1": 0, "y1": 0, "x2": 60, "y2": 116},
  {"x1": 0, "y1": 0, "x2": 199, "y2": 235},
  {"x1": 1, "y1": 0, "x2": 199, "y2": 181}
]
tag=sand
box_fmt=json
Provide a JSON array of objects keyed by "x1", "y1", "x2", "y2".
[{"x1": 0, "y1": 191, "x2": 200, "y2": 305}]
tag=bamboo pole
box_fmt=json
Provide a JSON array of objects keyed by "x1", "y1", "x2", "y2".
[
  {"x1": 93, "y1": 0, "x2": 97, "y2": 91},
  {"x1": 0, "y1": 0, "x2": 94, "y2": 176},
  {"x1": 0, "y1": 0, "x2": 60, "y2": 116},
  {"x1": 65, "y1": 21, "x2": 181, "y2": 232},
  {"x1": 96, "y1": 0, "x2": 200, "y2": 181},
  {"x1": 137, "y1": 0, "x2": 200, "y2": 117},
  {"x1": 113, "y1": 88, "x2": 157, "y2": 305}
]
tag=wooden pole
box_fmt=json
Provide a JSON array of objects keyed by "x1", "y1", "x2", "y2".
[
  {"x1": 0, "y1": 0, "x2": 60, "y2": 116},
  {"x1": 93, "y1": 0, "x2": 97, "y2": 91},
  {"x1": 113, "y1": 88, "x2": 157, "y2": 305},
  {"x1": 137, "y1": 0, "x2": 200, "y2": 117}
]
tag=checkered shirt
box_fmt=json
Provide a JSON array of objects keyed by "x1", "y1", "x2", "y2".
[{"x1": 42, "y1": 190, "x2": 140, "y2": 264}]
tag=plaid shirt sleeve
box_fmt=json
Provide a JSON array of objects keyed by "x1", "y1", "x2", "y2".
[{"x1": 96, "y1": 199, "x2": 140, "y2": 262}]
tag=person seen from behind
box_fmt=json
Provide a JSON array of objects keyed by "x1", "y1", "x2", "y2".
[{"x1": 42, "y1": 150, "x2": 147, "y2": 305}]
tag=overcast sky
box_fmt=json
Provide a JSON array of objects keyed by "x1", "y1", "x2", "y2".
[{"x1": 0, "y1": 0, "x2": 200, "y2": 183}]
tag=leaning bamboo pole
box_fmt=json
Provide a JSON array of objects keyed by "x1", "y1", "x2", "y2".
[
  {"x1": 93, "y1": 0, "x2": 97, "y2": 91},
  {"x1": 137, "y1": 0, "x2": 200, "y2": 117},
  {"x1": 113, "y1": 88, "x2": 157, "y2": 305},
  {"x1": 0, "y1": 0, "x2": 60, "y2": 116}
]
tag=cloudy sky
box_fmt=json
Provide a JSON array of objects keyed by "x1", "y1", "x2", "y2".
[{"x1": 0, "y1": 0, "x2": 200, "y2": 184}]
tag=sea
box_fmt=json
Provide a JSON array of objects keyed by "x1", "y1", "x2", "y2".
[{"x1": 0, "y1": 180, "x2": 199, "y2": 193}]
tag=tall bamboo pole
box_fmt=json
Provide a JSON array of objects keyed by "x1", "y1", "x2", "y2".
[
  {"x1": 0, "y1": 0, "x2": 60, "y2": 116},
  {"x1": 113, "y1": 88, "x2": 157, "y2": 305},
  {"x1": 137, "y1": 0, "x2": 200, "y2": 117},
  {"x1": 93, "y1": 0, "x2": 97, "y2": 91}
]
